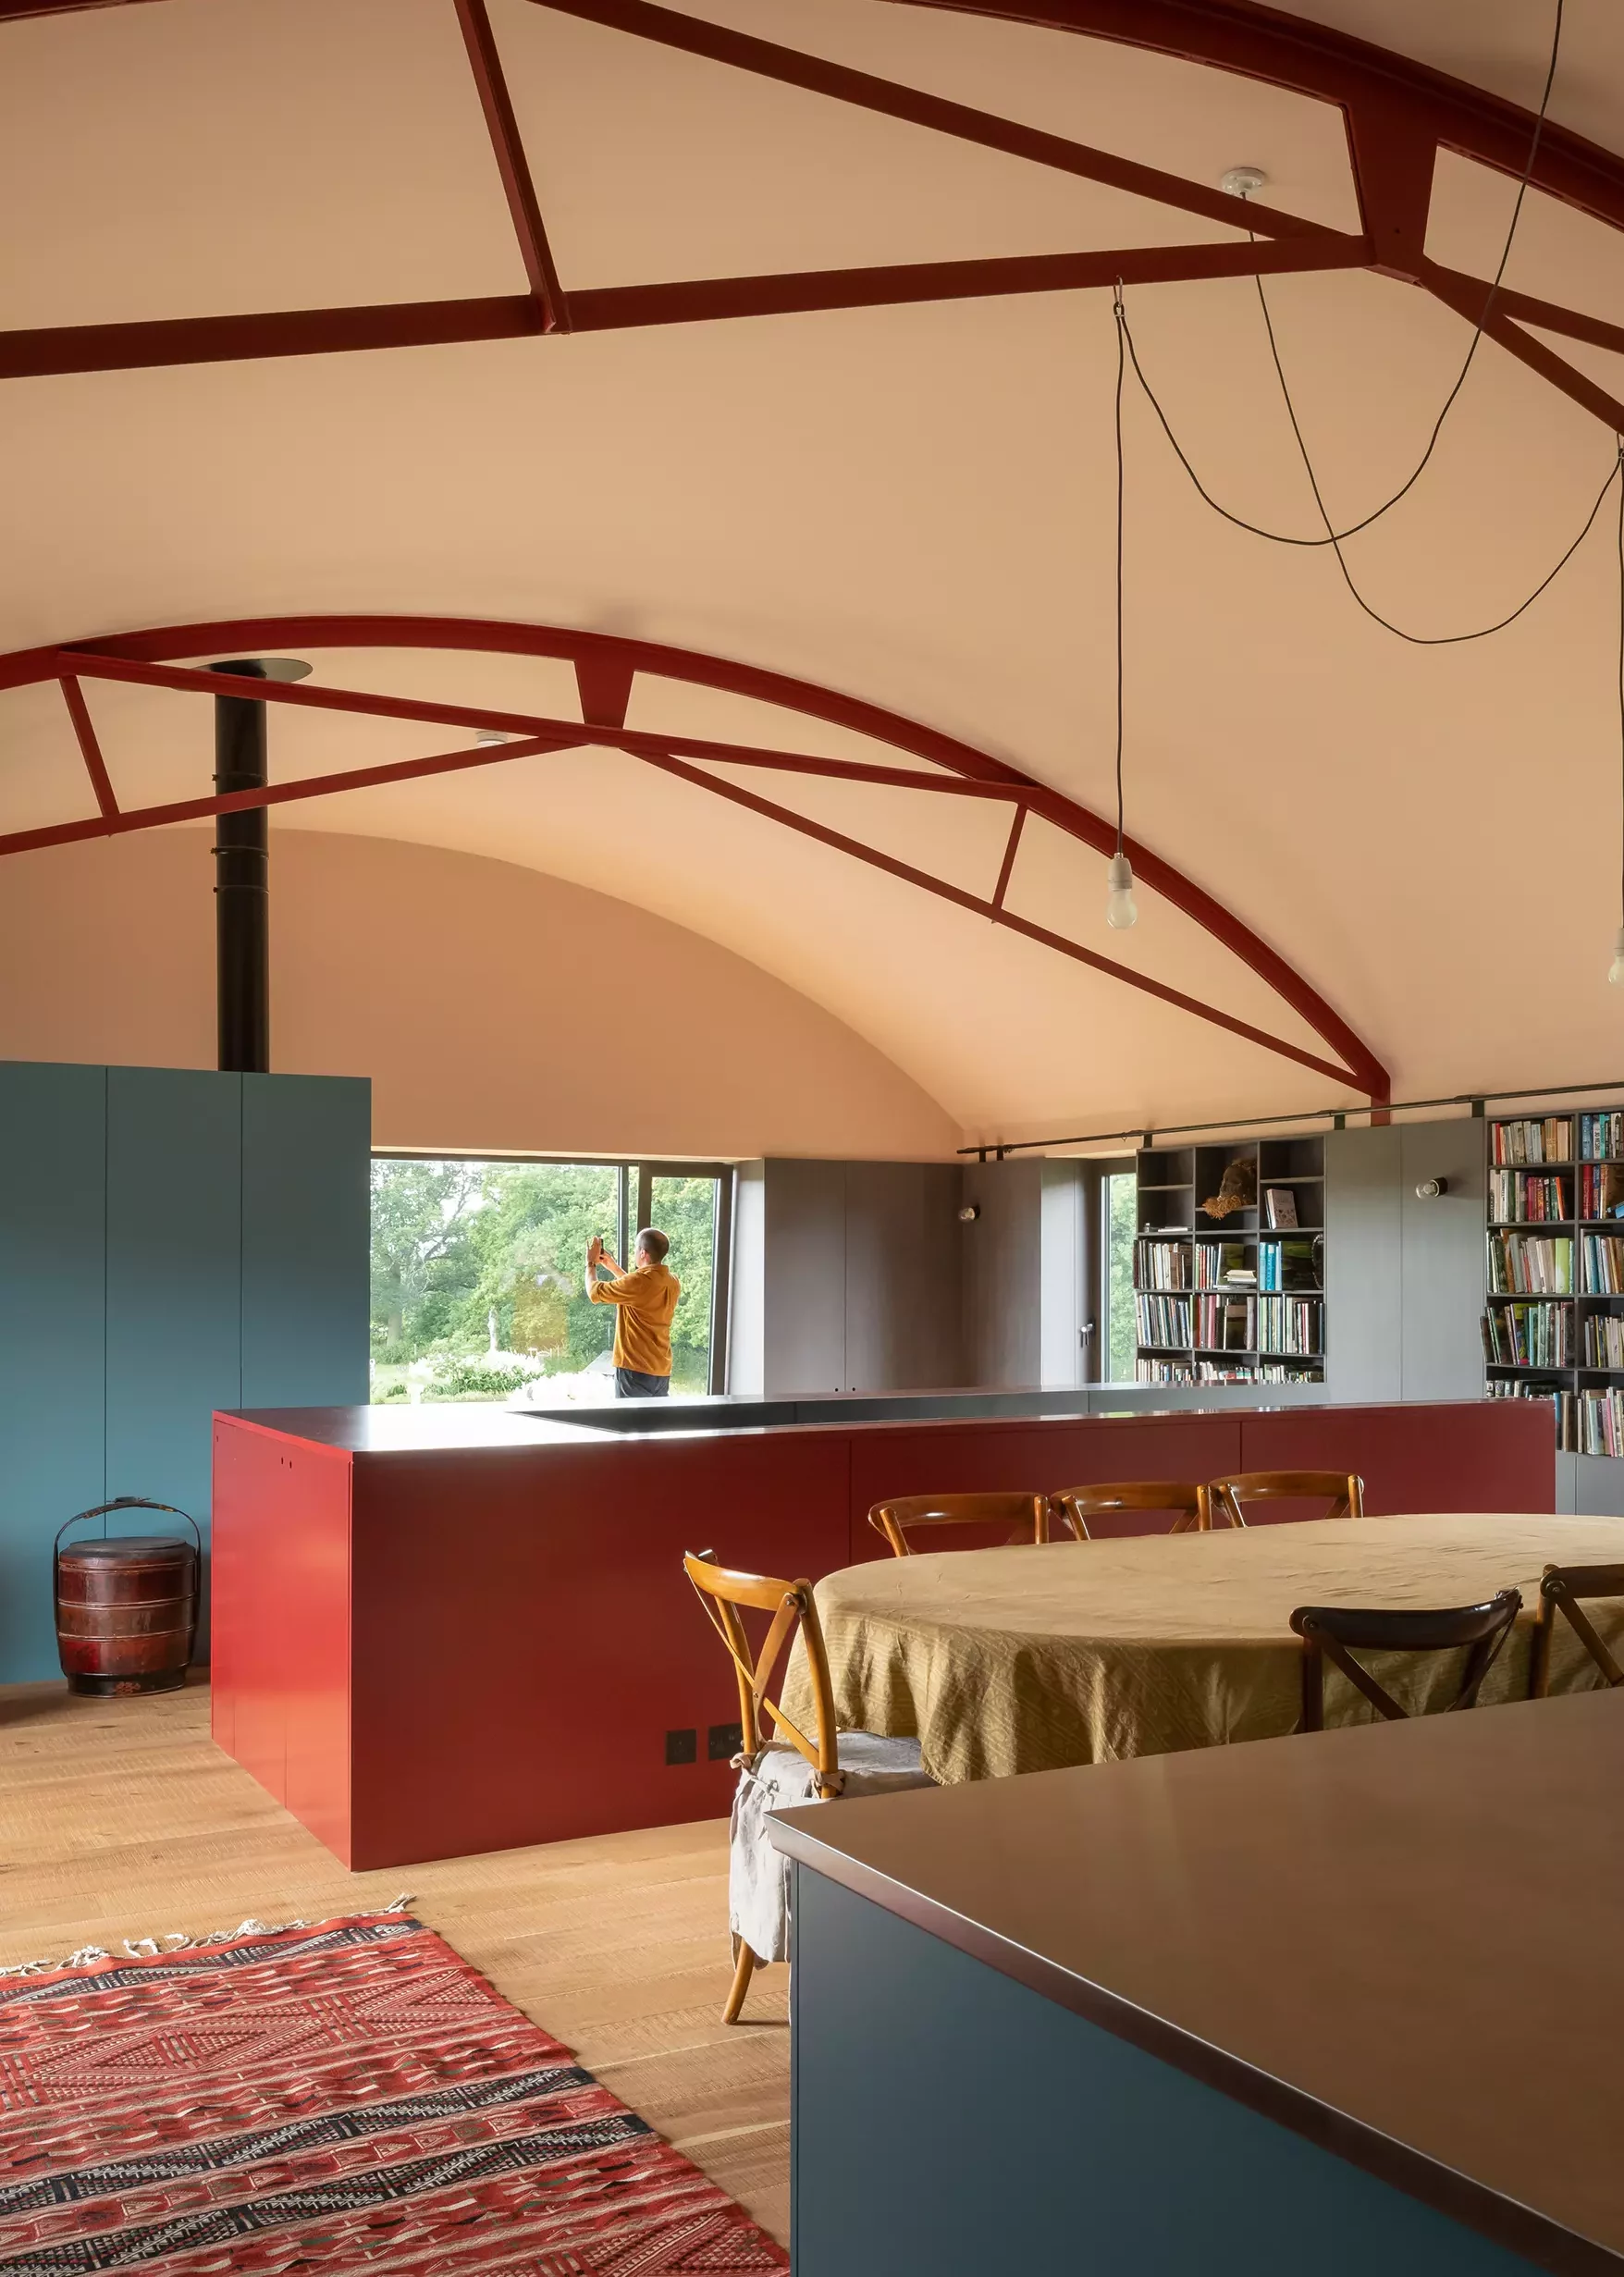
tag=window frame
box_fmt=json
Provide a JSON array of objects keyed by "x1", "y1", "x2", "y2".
[
  {"x1": 371, "y1": 1151, "x2": 737, "y2": 1397},
  {"x1": 1093, "y1": 1155, "x2": 1138, "y2": 1387}
]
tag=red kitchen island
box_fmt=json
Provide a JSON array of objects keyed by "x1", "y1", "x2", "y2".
[{"x1": 210, "y1": 1394, "x2": 1555, "y2": 1869}]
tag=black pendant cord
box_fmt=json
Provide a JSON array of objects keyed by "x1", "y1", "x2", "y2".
[
  {"x1": 1241, "y1": 262, "x2": 1624, "y2": 646},
  {"x1": 1114, "y1": 0, "x2": 1563, "y2": 555},
  {"x1": 1113, "y1": 282, "x2": 1126, "y2": 854},
  {"x1": 1116, "y1": 271, "x2": 1621, "y2": 646}
]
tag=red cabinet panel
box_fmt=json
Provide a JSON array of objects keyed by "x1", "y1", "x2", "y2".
[
  {"x1": 1239, "y1": 1402, "x2": 1553, "y2": 1520},
  {"x1": 846, "y1": 1414, "x2": 1246, "y2": 1551},
  {"x1": 347, "y1": 1431, "x2": 851, "y2": 1868},
  {"x1": 212, "y1": 1398, "x2": 1556, "y2": 1871}
]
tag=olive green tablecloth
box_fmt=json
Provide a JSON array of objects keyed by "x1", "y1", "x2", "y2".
[{"x1": 778, "y1": 1513, "x2": 1624, "y2": 1784}]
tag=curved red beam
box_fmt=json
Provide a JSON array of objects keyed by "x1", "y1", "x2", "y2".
[
  {"x1": 899, "y1": 0, "x2": 1624, "y2": 240},
  {"x1": 0, "y1": 613, "x2": 1389, "y2": 1103}
]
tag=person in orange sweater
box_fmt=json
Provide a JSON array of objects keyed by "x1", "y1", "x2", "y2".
[{"x1": 585, "y1": 1226, "x2": 682, "y2": 1397}]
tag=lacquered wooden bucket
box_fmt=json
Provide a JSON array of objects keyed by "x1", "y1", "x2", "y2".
[{"x1": 55, "y1": 1498, "x2": 200, "y2": 1696}]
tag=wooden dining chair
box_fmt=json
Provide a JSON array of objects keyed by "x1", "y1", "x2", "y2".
[
  {"x1": 1207, "y1": 1471, "x2": 1364, "y2": 1529},
  {"x1": 867, "y1": 1492, "x2": 1049, "y2": 1557},
  {"x1": 1048, "y1": 1481, "x2": 1210, "y2": 1542},
  {"x1": 1289, "y1": 1590, "x2": 1521, "y2": 1730},
  {"x1": 1529, "y1": 1563, "x2": 1624, "y2": 1697},
  {"x1": 684, "y1": 1549, "x2": 930, "y2": 2025}
]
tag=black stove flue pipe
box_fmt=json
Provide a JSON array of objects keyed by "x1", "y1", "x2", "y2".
[{"x1": 211, "y1": 659, "x2": 273, "y2": 1075}]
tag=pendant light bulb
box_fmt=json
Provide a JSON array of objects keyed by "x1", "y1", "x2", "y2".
[
  {"x1": 1106, "y1": 850, "x2": 1138, "y2": 930},
  {"x1": 1610, "y1": 925, "x2": 1624, "y2": 986}
]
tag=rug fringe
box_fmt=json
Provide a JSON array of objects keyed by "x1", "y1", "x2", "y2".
[{"x1": 0, "y1": 1895, "x2": 416, "y2": 1979}]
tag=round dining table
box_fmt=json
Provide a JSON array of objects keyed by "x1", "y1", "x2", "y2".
[{"x1": 779, "y1": 1511, "x2": 1624, "y2": 1784}]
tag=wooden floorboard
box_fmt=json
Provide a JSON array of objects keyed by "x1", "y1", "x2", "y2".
[{"x1": 0, "y1": 1676, "x2": 790, "y2": 2244}]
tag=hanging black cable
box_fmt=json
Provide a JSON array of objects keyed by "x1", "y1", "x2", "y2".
[
  {"x1": 1102, "y1": 282, "x2": 1138, "y2": 929},
  {"x1": 1117, "y1": 281, "x2": 1621, "y2": 646},
  {"x1": 1618, "y1": 460, "x2": 1624, "y2": 934},
  {"x1": 1114, "y1": 0, "x2": 1564, "y2": 553},
  {"x1": 1113, "y1": 281, "x2": 1126, "y2": 850},
  {"x1": 1240, "y1": 264, "x2": 1624, "y2": 644}
]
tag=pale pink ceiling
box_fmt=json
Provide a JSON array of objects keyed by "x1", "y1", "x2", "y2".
[{"x1": 1, "y1": 0, "x2": 1621, "y2": 1147}]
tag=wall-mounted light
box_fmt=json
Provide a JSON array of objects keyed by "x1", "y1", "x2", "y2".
[
  {"x1": 1414, "y1": 1177, "x2": 1449, "y2": 1200},
  {"x1": 958, "y1": 1203, "x2": 980, "y2": 1223}
]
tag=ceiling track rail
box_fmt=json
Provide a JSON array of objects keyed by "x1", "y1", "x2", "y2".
[{"x1": 963, "y1": 1076, "x2": 1624, "y2": 1159}]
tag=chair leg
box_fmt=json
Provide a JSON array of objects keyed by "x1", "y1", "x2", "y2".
[{"x1": 723, "y1": 1937, "x2": 757, "y2": 2025}]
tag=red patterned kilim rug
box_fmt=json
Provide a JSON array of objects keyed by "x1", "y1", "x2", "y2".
[{"x1": 0, "y1": 1910, "x2": 788, "y2": 2274}]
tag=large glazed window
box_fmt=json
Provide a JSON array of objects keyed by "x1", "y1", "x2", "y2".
[
  {"x1": 369, "y1": 1157, "x2": 731, "y2": 1405},
  {"x1": 649, "y1": 1173, "x2": 722, "y2": 1396},
  {"x1": 1101, "y1": 1168, "x2": 1138, "y2": 1385}
]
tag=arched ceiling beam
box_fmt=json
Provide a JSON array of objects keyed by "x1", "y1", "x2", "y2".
[
  {"x1": 8, "y1": 0, "x2": 1623, "y2": 430},
  {"x1": 539, "y1": 0, "x2": 1347, "y2": 242},
  {"x1": 0, "y1": 614, "x2": 1388, "y2": 1102},
  {"x1": 900, "y1": 0, "x2": 1624, "y2": 428},
  {"x1": 454, "y1": 0, "x2": 570, "y2": 333}
]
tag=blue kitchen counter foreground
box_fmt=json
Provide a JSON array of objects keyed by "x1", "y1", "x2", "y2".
[{"x1": 770, "y1": 1687, "x2": 1624, "y2": 2277}]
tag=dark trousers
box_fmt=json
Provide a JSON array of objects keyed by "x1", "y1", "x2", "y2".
[{"x1": 615, "y1": 1367, "x2": 671, "y2": 1398}]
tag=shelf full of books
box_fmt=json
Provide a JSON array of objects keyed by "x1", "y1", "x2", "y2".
[
  {"x1": 1133, "y1": 1135, "x2": 1325, "y2": 1385},
  {"x1": 1483, "y1": 1110, "x2": 1624, "y2": 1456}
]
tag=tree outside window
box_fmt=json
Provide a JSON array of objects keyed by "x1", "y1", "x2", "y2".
[{"x1": 370, "y1": 1158, "x2": 723, "y2": 1403}]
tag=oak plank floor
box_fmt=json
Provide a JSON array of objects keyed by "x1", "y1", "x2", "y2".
[{"x1": 0, "y1": 1676, "x2": 789, "y2": 2244}]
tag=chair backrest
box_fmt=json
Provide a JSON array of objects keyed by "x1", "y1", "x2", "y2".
[
  {"x1": 1208, "y1": 1471, "x2": 1364, "y2": 1529},
  {"x1": 1048, "y1": 1480, "x2": 1209, "y2": 1542},
  {"x1": 683, "y1": 1550, "x2": 843, "y2": 1795},
  {"x1": 1530, "y1": 1562, "x2": 1624, "y2": 1696},
  {"x1": 867, "y1": 1492, "x2": 1048, "y2": 1557},
  {"x1": 1289, "y1": 1590, "x2": 1521, "y2": 1730}
]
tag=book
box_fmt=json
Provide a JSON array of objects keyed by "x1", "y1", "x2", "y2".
[
  {"x1": 1258, "y1": 1295, "x2": 1322, "y2": 1357},
  {"x1": 1489, "y1": 1169, "x2": 1571, "y2": 1224},
  {"x1": 1259, "y1": 1237, "x2": 1317, "y2": 1294},
  {"x1": 1580, "y1": 1112, "x2": 1624, "y2": 1163},
  {"x1": 1491, "y1": 1117, "x2": 1573, "y2": 1166},
  {"x1": 1487, "y1": 1231, "x2": 1573, "y2": 1295},
  {"x1": 1262, "y1": 1188, "x2": 1298, "y2": 1229}
]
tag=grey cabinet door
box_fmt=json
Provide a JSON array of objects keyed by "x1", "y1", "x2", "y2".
[
  {"x1": 1325, "y1": 1127, "x2": 1401, "y2": 1403},
  {"x1": 1399, "y1": 1119, "x2": 1487, "y2": 1402},
  {"x1": 845, "y1": 1163, "x2": 962, "y2": 1392},
  {"x1": 763, "y1": 1159, "x2": 846, "y2": 1393}
]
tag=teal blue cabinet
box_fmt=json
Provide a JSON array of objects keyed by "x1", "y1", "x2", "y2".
[
  {"x1": 241, "y1": 1074, "x2": 369, "y2": 1409},
  {"x1": 106, "y1": 1067, "x2": 244, "y2": 1532},
  {"x1": 791, "y1": 1867, "x2": 1545, "y2": 2277},
  {"x1": 0, "y1": 1062, "x2": 369, "y2": 1681},
  {"x1": 0, "y1": 1064, "x2": 108, "y2": 1680}
]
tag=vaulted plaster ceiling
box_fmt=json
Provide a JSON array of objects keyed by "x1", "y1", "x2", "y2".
[{"x1": 3, "y1": 0, "x2": 1622, "y2": 1148}]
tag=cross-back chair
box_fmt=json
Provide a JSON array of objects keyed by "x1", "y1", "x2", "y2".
[
  {"x1": 1208, "y1": 1471, "x2": 1364, "y2": 1529},
  {"x1": 1289, "y1": 1590, "x2": 1521, "y2": 1731},
  {"x1": 1048, "y1": 1480, "x2": 1210, "y2": 1542},
  {"x1": 867, "y1": 1491, "x2": 1048, "y2": 1557},
  {"x1": 1529, "y1": 1562, "x2": 1624, "y2": 1697},
  {"x1": 684, "y1": 1549, "x2": 930, "y2": 2025}
]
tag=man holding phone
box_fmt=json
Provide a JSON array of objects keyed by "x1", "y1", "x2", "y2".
[{"x1": 586, "y1": 1226, "x2": 682, "y2": 1397}]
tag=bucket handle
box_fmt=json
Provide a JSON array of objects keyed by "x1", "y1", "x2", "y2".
[{"x1": 55, "y1": 1499, "x2": 203, "y2": 1670}]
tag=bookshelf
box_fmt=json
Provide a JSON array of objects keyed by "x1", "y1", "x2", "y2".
[
  {"x1": 1483, "y1": 1110, "x2": 1624, "y2": 1457},
  {"x1": 1133, "y1": 1135, "x2": 1325, "y2": 1385}
]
